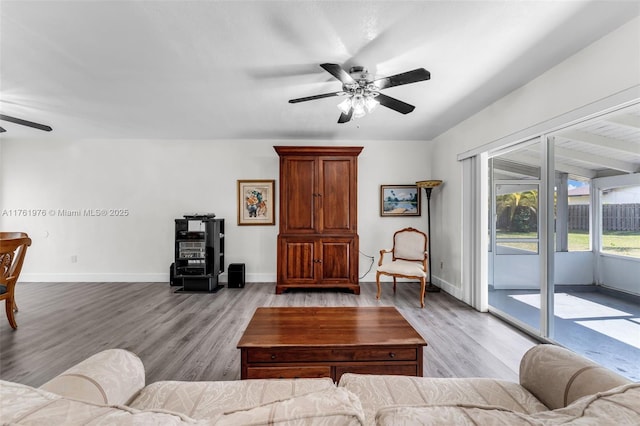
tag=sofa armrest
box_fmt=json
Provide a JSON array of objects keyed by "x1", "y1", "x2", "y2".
[
  {"x1": 519, "y1": 344, "x2": 630, "y2": 409},
  {"x1": 39, "y1": 348, "x2": 145, "y2": 406}
]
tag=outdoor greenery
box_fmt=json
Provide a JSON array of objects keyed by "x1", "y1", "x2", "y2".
[
  {"x1": 495, "y1": 188, "x2": 639, "y2": 258},
  {"x1": 595, "y1": 231, "x2": 639, "y2": 258},
  {"x1": 496, "y1": 230, "x2": 640, "y2": 258},
  {"x1": 495, "y1": 190, "x2": 538, "y2": 232}
]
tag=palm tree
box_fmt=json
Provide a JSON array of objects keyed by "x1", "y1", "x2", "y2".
[{"x1": 496, "y1": 190, "x2": 538, "y2": 232}]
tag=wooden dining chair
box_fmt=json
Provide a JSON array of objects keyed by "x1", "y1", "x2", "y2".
[
  {"x1": 0, "y1": 232, "x2": 32, "y2": 329},
  {"x1": 376, "y1": 227, "x2": 428, "y2": 308}
]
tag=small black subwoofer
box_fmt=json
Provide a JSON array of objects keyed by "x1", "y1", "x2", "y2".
[{"x1": 228, "y1": 263, "x2": 245, "y2": 288}]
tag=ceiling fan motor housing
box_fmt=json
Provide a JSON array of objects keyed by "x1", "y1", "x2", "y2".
[{"x1": 348, "y1": 66, "x2": 370, "y2": 82}]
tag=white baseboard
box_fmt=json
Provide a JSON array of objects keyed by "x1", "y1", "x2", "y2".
[
  {"x1": 21, "y1": 273, "x2": 168, "y2": 283},
  {"x1": 21, "y1": 272, "x2": 278, "y2": 283},
  {"x1": 432, "y1": 275, "x2": 463, "y2": 300},
  {"x1": 358, "y1": 274, "x2": 464, "y2": 302},
  {"x1": 221, "y1": 273, "x2": 276, "y2": 283}
]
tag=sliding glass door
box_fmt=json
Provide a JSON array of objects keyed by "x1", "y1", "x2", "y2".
[
  {"x1": 460, "y1": 102, "x2": 640, "y2": 380},
  {"x1": 488, "y1": 138, "x2": 544, "y2": 334}
]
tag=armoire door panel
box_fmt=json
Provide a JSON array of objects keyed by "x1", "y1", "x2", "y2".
[
  {"x1": 320, "y1": 158, "x2": 354, "y2": 232},
  {"x1": 320, "y1": 240, "x2": 352, "y2": 281},
  {"x1": 283, "y1": 240, "x2": 316, "y2": 281},
  {"x1": 282, "y1": 158, "x2": 316, "y2": 233}
]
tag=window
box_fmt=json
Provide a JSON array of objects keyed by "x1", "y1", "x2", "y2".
[
  {"x1": 566, "y1": 178, "x2": 591, "y2": 252},
  {"x1": 600, "y1": 185, "x2": 640, "y2": 259}
]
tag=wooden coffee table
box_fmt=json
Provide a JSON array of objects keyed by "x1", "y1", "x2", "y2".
[{"x1": 237, "y1": 306, "x2": 427, "y2": 381}]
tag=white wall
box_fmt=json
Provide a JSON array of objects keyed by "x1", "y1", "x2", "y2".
[
  {"x1": 491, "y1": 251, "x2": 596, "y2": 290},
  {"x1": 0, "y1": 138, "x2": 431, "y2": 282},
  {"x1": 599, "y1": 255, "x2": 640, "y2": 294},
  {"x1": 429, "y1": 17, "x2": 640, "y2": 301}
]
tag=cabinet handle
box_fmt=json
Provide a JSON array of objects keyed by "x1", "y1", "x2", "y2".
[
  {"x1": 271, "y1": 354, "x2": 276, "y2": 360},
  {"x1": 389, "y1": 352, "x2": 396, "y2": 358}
]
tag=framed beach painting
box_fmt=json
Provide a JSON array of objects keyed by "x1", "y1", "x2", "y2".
[
  {"x1": 380, "y1": 185, "x2": 421, "y2": 217},
  {"x1": 238, "y1": 180, "x2": 275, "y2": 226}
]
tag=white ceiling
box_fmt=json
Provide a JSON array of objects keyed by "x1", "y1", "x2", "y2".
[{"x1": 0, "y1": 0, "x2": 638, "y2": 141}]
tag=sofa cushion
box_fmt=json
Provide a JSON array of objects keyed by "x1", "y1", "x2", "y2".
[
  {"x1": 374, "y1": 383, "x2": 640, "y2": 425},
  {"x1": 3, "y1": 379, "x2": 364, "y2": 425},
  {"x1": 375, "y1": 405, "x2": 539, "y2": 425},
  {"x1": 532, "y1": 383, "x2": 640, "y2": 425},
  {"x1": 338, "y1": 373, "x2": 547, "y2": 426},
  {"x1": 212, "y1": 387, "x2": 365, "y2": 425},
  {"x1": 130, "y1": 378, "x2": 336, "y2": 419},
  {"x1": 0, "y1": 380, "x2": 206, "y2": 425},
  {"x1": 39, "y1": 348, "x2": 145, "y2": 406}
]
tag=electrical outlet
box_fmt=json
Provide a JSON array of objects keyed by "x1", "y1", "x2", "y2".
[{"x1": 71, "y1": 255, "x2": 78, "y2": 263}]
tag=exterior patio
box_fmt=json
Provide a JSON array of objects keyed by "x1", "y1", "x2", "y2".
[{"x1": 489, "y1": 286, "x2": 640, "y2": 381}]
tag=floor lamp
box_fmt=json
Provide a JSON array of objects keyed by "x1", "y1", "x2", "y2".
[{"x1": 416, "y1": 180, "x2": 443, "y2": 293}]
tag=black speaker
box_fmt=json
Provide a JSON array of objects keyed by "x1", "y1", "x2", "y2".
[
  {"x1": 169, "y1": 263, "x2": 179, "y2": 286},
  {"x1": 228, "y1": 263, "x2": 245, "y2": 288}
]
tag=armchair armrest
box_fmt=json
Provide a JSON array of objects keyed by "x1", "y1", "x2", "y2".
[
  {"x1": 519, "y1": 344, "x2": 630, "y2": 409},
  {"x1": 378, "y1": 249, "x2": 392, "y2": 266},
  {"x1": 39, "y1": 349, "x2": 145, "y2": 405}
]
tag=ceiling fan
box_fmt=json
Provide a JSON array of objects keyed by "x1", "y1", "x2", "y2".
[
  {"x1": 288, "y1": 63, "x2": 430, "y2": 123},
  {"x1": 0, "y1": 114, "x2": 52, "y2": 133}
]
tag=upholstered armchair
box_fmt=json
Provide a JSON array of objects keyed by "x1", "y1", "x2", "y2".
[{"x1": 376, "y1": 227, "x2": 428, "y2": 308}]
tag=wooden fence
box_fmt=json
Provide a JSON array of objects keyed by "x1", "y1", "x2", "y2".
[{"x1": 568, "y1": 204, "x2": 640, "y2": 231}]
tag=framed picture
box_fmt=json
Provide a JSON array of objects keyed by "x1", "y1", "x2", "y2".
[
  {"x1": 238, "y1": 180, "x2": 276, "y2": 226},
  {"x1": 380, "y1": 185, "x2": 421, "y2": 217}
]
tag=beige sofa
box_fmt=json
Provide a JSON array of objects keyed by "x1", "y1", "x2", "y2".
[{"x1": 1, "y1": 344, "x2": 638, "y2": 425}]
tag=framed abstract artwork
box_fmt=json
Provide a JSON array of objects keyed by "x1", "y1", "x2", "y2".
[
  {"x1": 237, "y1": 180, "x2": 275, "y2": 225},
  {"x1": 380, "y1": 185, "x2": 421, "y2": 217}
]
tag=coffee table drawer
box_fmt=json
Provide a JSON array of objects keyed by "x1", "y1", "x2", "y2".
[
  {"x1": 335, "y1": 364, "x2": 418, "y2": 380},
  {"x1": 246, "y1": 366, "x2": 332, "y2": 379},
  {"x1": 247, "y1": 347, "x2": 416, "y2": 363}
]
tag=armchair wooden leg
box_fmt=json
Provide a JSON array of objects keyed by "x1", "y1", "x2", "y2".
[
  {"x1": 419, "y1": 277, "x2": 426, "y2": 308},
  {"x1": 393, "y1": 278, "x2": 397, "y2": 293},
  {"x1": 6, "y1": 298, "x2": 17, "y2": 329},
  {"x1": 376, "y1": 272, "x2": 382, "y2": 300}
]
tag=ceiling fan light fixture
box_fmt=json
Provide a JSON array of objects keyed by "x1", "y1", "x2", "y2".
[
  {"x1": 352, "y1": 94, "x2": 367, "y2": 119},
  {"x1": 337, "y1": 97, "x2": 352, "y2": 114},
  {"x1": 365, "y1": 95, "x2": 378, "y2": 113}
]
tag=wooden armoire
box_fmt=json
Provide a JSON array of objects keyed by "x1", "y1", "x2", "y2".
[{"x1": 274, "y1": 146, "x2": 363, "y2": 294}]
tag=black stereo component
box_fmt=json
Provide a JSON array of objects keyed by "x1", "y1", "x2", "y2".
[{"x1": 228, "y1": 263, "x2": 245, "y2": 288}]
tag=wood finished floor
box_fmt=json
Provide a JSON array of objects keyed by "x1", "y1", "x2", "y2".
[{"x1": 0, "y1": 281, "x2": 538, "y2": 387}]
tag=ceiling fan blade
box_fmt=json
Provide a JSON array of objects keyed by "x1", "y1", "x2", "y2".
[
  {"x1": 375, "y1": 93, "x2": 415, "y2": 114},
  {"x1": 320, "y1": 63, "x2": 356, "y2": 85},
  {"x1": 338, "y1": 108, "x2": 353, "y2": 124},
  {"x1": 288, "y1": 91, "x2": 344, "y2": 103},
  {"x1": 0, "y1": 114, "x2": 53, "y2": 131},
  {"x1": 0, "y1": 126, "x2": 5, "y2": 133},
  {"x1": 374, "y1": 68, "x2": 430, "y2": 90}
]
